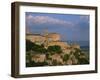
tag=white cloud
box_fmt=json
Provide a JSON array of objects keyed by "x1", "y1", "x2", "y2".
[
  {"x1": 26, "y1": 15, "x2": 33, "y2": 20},
  {"x1": 26, "y1": 15, "x2": 74, "y2": 27},
  {"x1": 79, "y1": 15, "x2": 89, "y2": 22}
]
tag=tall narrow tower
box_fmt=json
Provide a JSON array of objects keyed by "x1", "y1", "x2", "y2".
[{"x1": 43, "y1": 28, "x2": 49, "y2": 48}]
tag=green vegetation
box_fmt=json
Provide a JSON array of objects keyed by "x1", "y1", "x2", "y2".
[
  {"x1": 78, "y1": 58, "x2": 89, "y2": 64},
  {"x1": 73, "y1": 48, "x2": 89, "y2": 64},
  {"x1": 26, "y1": 40, "x2": 34, "y2": 51},
  {"x1": 63, "y1": 54, "x2": 69, "y2": 61},
  {"x1": 46, "y1": 53, "x2": 52, "y2": 60},
  {"x1": 26, "y1": 40, "x2": 89, "y2": 67},
  {"x1": 26, "y1": 40, "x2": 47, "y2": 53},
  {"x1": 26, "y1": 61, "x2": 48, "y2": 67},
  {"x1": 26, "y1": 40, "x2": 62, "y2": 54},
  {"x1": 26, "y1": 40, "x2": 63, "y2": 67},
  {"x1": 47, "y1": 45, "x2": 62, "y2": 54},
  {"x1": 52, "y1": 60, "x2": 58, "y2": 66}
]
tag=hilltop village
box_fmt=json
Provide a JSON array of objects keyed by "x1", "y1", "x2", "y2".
[{"x1": 26, "y1": 30, "x2": 89, "y2": 67}]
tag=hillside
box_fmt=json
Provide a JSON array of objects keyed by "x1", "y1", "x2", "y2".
[{"x1": 26, "y1": 40, "x2": 89, "y2": 67}]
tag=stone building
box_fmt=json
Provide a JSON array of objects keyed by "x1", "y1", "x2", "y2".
[
  {"x1": 48, "y1": 41, "x2": 70, "y2": 50},
  {"x1": 26, "y1": 34, "x2": 45, "y2": 44},
  {"x1": 47, "y1": 33, "x2": 60, "y2": 41},
  {"x1": 26, "y1": 32, "x2": 80, "y2": 65},
  {"x1": 26, "y1": 33, "x2": 70, "y2": 49},
  {"x1": 26, "y1": 33, "x2": 60, "y2": 43}
]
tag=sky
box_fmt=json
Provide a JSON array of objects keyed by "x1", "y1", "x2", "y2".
[{"x1": 25, "y1": 12, "x2": 89, "y2": 41}]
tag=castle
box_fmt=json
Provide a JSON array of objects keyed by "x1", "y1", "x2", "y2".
[
  {"x1": 26, "y1": 31, "x2": 82, "y2": 65},
  {"x1": 26, "y1": 31, "x2": 80, "y2": 52}
]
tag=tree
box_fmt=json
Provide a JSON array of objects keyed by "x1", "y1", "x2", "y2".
[
  {"x1": 52, "y1": 60, "x2": 58, "y2": 66},
  {"x1": 78, "y1": 58, "x2": 89, "y2": 64},
  {"x1": 47, "y1": 45, "x2": 62, "y2": 53},
  {"x1": 63, "y1": 54, "x2": 69, "y2": 61},
  {"x1": 26, "y1": 61, "x2": 48, "y2": 67},
  {"x1": 32, "y1": 44, "x2": 47, "y2": 53},
  {"x1": 26, "y1": 39, "x2": 47, "y2": 53},
  {"x1": 73, "y1": 48, "x2": 89, "y2": 64},
  {"x1": 26, "y1": 40, "x2": 35, "y2": 51}
]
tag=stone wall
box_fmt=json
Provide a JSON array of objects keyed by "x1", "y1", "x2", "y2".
[{"x1": 26, "y1": 33, "x2": 61, "y2": 43}]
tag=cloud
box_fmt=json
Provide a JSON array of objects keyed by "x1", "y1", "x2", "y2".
[
  {"x1": 79, "y1": 15, "x2": 89, "y2": 22},
  {"x1": 26, "y1": 15, "x2": 33, "y2": 20},
  {"x1": 26, "y1": 14, "x2": 89, "y2": 41},
  {"x1": 26, "y1": 15, "x2": 74, "y2": 27}
]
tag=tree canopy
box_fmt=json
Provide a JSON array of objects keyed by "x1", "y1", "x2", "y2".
[{"x1": 47, "y1": 45, "x2": 62, "y2": 53}]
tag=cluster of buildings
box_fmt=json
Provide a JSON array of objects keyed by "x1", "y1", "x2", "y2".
[
  {"x1": 26, "y1": 31, "x2": 80, "y2": 50},
  {"x1": 26, "y1": 31, "x2": 80, "y2": 65}
]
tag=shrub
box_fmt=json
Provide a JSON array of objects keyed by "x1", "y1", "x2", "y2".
[
  {"x1": 26, "y1": 39, "x2": 47, "y2": 53},
  {"x1": 26, "y1": 61, "x2": 48, "y2": 67},
  {"x1": 63, "y1": 54, "x2": 69, "y2": 61},
  {"x1": 78, "y1": 58, "x2": 89, "y2": 64},
  {"x1": 26, "y1": 40, "x2": 35, "y2": 51},
  {"x1": 52, "y1": 60, "x2": 58, "y2": 66},
  {"x1": 47, "y1": 45, "x2": 62, "y2": 53}
]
